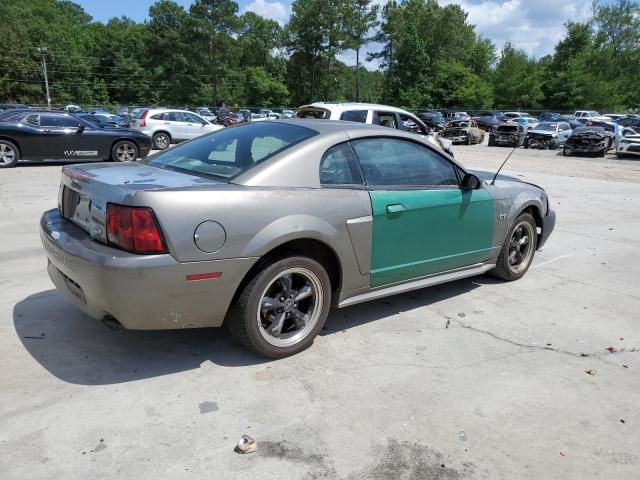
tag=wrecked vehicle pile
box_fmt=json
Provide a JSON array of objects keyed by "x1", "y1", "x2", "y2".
[
  {"x1": 488, "y1": 123, "x2": 524, "y2": 147},
  {"x1": 440, "y1": 120, "x2": 484, "y2": 145},
  {"x1": 563, "y1": 127, "x2": 607, "y2": 157},
  {"x1": 524, "y1": 122, "x2": 571, "y2": 150}
]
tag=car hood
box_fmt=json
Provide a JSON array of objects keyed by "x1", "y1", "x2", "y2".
[{"x1": 528, "y1": 129, "x2": 555, "y2": 136}]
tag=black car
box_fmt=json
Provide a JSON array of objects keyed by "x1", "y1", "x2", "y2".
[
  {"x1": 617, "y1": 116, "x2": 640, "y2": 128},
  {"x1": 79, "y1": 113, "x2": 130, "y2": 128},
  {"x1": 472, "y1": 111, "x2": 503, "y2": 131},
  {"x1": 0, "y1": 103, "x2": 30, "y2": 111},
  {"x1": 0, "y1": 110, "x2": 152, "y2": 168},
  {"x1": 562, "y1": 127, "x2": 607, "y2": 157},
  {"x1": 538, "y1": 112, "x2": 563, "y2": 122},
  {"x1": 415, "y1": 110, "x2": 446, "y2": 132}
]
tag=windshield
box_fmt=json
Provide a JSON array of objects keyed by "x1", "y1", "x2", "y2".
[
  {"x1": 536, "y1": 123, "x2": 556, "y2": 131},
  {"x1": 144, "y1": 122, "x2": 317, "y2": 180}
]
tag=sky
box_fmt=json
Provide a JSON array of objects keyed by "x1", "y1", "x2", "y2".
[{"x1": 75, "y1": 0, "x2": 614, "y2": 61}]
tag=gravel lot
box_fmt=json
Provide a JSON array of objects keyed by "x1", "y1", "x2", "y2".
[{"x1": 1, "y1": 145, "x2": 639, "y2": 479}]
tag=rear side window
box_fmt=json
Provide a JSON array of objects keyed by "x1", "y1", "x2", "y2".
[
  {"x1": 167, "y1": 112, "x2": 186, "y2": 122},
  {"x1": 40, "y1": 114, "x2": 78, "y2": 127},
  {"x1": 319, "y1": 143, "x2": 361, "y2": 186},
  {"x1": 374, "y1": 111, "x2": 397, "y2": 129},
  {"x1": 351, "y1": 137, "x2": 458, "y2": 187},
  {"x1": 25, "y1": 114, "x2": 40, "y2": 126},
  {"x1": 340, "y1": 110, "x2": 368, "y2": 123},
  {"x1": 145, "y1": 122, "x2": 317, "y2": 180},
  {"x1": 296, "y1": 108, "x2": 330, "y2": 119}
]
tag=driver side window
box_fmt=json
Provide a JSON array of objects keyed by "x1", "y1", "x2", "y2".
[{"x1": 351, "y1": 137, "x2": 459, "y2": 187}]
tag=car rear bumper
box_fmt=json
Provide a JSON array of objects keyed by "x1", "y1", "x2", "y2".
[
  {"x1": 40, "y1": 209, "x2": 257, "y2": 330},
  {"x1": 538, "y1": 209, "x2": 556, "y2": 249}
]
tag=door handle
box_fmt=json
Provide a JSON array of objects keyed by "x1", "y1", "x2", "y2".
[{"x1": 386, "y1": 203, "x2": 406, "y2": 214}]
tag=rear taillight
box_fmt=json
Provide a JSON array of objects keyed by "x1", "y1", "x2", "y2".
[
  {"x1": 106, "y1": 204, "x2": 167, "y2": 254},
  {"x1": 139, "y1": 110, "x2": 148, "y2": 128}
]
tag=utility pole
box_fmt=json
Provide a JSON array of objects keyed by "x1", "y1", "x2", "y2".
[{"x1": 38, "y1": 47, "x2": 51, "y2": 109}]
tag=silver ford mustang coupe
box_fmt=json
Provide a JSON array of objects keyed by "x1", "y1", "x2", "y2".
[{"x1": 40, "y1": 120, "x2": 555, "y2": 358}]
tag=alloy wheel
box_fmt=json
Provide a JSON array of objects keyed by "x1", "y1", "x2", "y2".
[
  {"x1": 116, "y1": 143, "x2": 136, "y2": 161},
  {"x1": 508, "y1": 221, "x2": 535, "y2": 274},
  {"x1": 0, "y1": 144, "x2": 16, "y2": 165},
  {"x1": 256, "y1": 267, "x2": 323, "y2": 347},
  {"x1": 155, "y1": 134, "x2": 169, "y2": 149}
]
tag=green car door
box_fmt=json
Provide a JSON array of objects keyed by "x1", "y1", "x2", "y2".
[{"x1": 350, "y1": 137, "x2": 495, "y2": 288}]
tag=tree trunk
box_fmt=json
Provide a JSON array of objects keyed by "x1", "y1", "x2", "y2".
[{"x1": 355, "y1": 47, "x2": 360, "y2": 102}]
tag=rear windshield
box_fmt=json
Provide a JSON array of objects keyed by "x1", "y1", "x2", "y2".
[
  {"x1": 144, "y1": 122, "x2": 317, "y2": 180},
  {"x1": 134, "y1": 109, "x2": 148, "y2": 119},
  {"x1": 296, "y1": 108, "x2": 330, "y2": 119}
]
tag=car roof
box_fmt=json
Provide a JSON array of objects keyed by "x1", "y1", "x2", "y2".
[{"x1": 299, "y1": 102, "x2": 414, "y2": 116}]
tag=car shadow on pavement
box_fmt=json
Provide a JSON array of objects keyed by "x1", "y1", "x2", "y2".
[
  {"x1": 14, "y1": 278, "x2": 487, "y2": 385},
  {"x1": 322, "y1": 277, "x2": 485, "y2": 336}
]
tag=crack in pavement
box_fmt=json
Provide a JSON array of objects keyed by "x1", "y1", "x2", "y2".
[{"x1": 451, "y1": 319, "x2": 637, "y2": 364}]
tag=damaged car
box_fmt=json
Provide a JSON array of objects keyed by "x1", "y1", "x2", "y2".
[
  {"x1": 562, "y1": 127, "x2": 608, "y2": 157},
  {"x1": 524, "y1": 122, "x2": 572, "y2": 150},
  {"x1": 440, "y1": 119, "x2": 485, "y2": 145},
  {"x1": 488, "y1": 122, "x2": 525, "y2": 147},
  {"x1": 616, "y1": 127, "x2": 640, "y2": 158}
]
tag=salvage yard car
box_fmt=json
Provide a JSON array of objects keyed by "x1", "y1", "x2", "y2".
[
  {"x1": 563, "y1": 127, "x2": 608, "y2": 157},
  {"x1": 616, "y1": 127, "x2": 640, "y2": 157},
  {"x1": 39, "y1": 120, "x2": 555, "y2": 358},
  {"x1": 130, "y1": 108, "x2": 222, "y2": 150},
  {"x1": 296, "y1": 102, "x2": 453, "y2": 155},
  {"x1": 0, "y1": 110, "x2": 151, "y2": 168},
  {"x1": 524, "y1": 121, "x2": 572, "y2": 149},
  {"x1": 441, "y1": 119, "x2": 485, "y2": 145},
  {"x1": 488, "y1": 122, "x2": 525, "y2": 147}
]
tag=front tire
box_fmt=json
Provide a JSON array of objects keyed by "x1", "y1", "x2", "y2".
[
  {"x1": 563, "y1": 146, "x2": 570, "y2": 156},
  {"x1": 111, "y1": 140, "x2": 138, "y2": 162},
  {"x1": 227, "y1": 256, "x2": 332, "y2": 358},
  {"x1": 0, "y1": 140, "x2": 19, "y2": 168},
  {"x1": 491, "y1": 213, "x2": 537, "y2": 281}
]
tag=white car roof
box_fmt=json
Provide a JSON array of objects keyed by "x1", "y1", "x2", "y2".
[{"x1": 300, "y1": 102, "x2": 415, "y2": 116}]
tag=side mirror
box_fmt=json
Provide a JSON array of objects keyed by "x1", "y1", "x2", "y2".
[
  {"x1": 461, "y1": 173, "x2": 481, "y2": 190},
  {"x1": 77, "y1": 123, "x2": 85, "y2": 132}
]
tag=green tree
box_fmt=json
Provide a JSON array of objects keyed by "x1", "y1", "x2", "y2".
[
  {"x1": 492, "y1": 43, "x2": 544, "y2": 110},
  {"x1": 343, "y1": 0, "x2": 379, "y2": 101},
  {"x1": 188, "y1": 0, "x2": 239, "y2": 107}
]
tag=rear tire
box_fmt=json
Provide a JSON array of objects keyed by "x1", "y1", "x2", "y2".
[
  {"x1": 491, "y1": 213, "x2": 538, "y2": 281},
  {"x1": 226, "y1": 256, "x2": 332, "y2": 358},
  {"x1": 111, "y1": 140, "x2": 138, "y2": 162},
  {"x1": 0, "y1": 140, "x2": 19, "y2": 168},
  {"x1": 523, "y1": 137, "x2": 529, "y2": 149},
  {"x1": 488, "y1": 136, "x2": 494, "y2": 147},
  {"x1": 152, "y1": 132, "x2": 171, "y2": 150}
]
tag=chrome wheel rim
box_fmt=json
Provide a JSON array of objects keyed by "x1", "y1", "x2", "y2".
[
  {"x1": 257, "y1": 267, "x2": 323, "y2": 348},
  {"x1": 155, "y1": 135, "x2": 169, "y2": 149},
  {"x1": 116, "y1": 143, "x2": 136, "y2": 161},
  {"x1": 0, "y1": 144, "x2": 16, "y2": 165},
  {"x1": 508, "y1": 221, "x2": 535, "y2": 274}
]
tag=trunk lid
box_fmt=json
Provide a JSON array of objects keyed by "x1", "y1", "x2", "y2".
[{"x1": 58, "y1": 162, "x2": 223, "y2": 243}]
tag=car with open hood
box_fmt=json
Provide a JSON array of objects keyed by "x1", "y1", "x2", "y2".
[
  {"x1": 488, "y1": 122, "x2": 525, "y2": 147},
  {"x1": 441, "y1": 119, "x2": 485, "y2": 145},
  {"x1": 524, "y1": 121, "x2": 572, "y2": 149},
  {"x1": 616, "y1": 127, "x2": 640, "y2": 158},
  {"x1": 39, "y1": 119, "x2": 555, "y2": 358}
]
